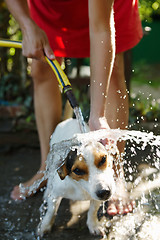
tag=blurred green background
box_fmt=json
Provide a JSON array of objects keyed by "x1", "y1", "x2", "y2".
[{"x1": 0, "y1": 0, "x2": 160, "y2": 130}]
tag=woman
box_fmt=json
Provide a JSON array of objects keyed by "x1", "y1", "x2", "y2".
[{"x1": 5, "y1": 0, "x2": 142, "y2": 216}]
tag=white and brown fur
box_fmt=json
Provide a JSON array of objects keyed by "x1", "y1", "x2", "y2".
[{"x1": 37, "y1": 118, "x2": 116, "y2": 236}]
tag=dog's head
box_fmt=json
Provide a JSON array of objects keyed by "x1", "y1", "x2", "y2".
[{"x1": 57, "y1": 141, "x2": 116, "y2": 201}]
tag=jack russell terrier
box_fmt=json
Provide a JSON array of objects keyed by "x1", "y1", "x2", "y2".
[{"x1": 37, "y1": 118, "x2": 117, "y2": 236}]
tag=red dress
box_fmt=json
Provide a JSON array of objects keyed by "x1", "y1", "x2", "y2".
[{"x1": 27, "y1": 0, "x2": 142, "y2": 58}]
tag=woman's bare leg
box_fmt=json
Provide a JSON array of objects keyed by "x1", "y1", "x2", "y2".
[
  {"x1": 105, "y1": 53, "x2": 135, "y2": 215},
  {"x1": 11, "y1": 58, "x2": 62, "y2": 200}
]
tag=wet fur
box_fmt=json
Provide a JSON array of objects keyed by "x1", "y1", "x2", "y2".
[{"x1": 37, "y1": 118, "x2": 116, "y2": 236}]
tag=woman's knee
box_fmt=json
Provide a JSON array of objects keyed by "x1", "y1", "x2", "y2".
[
  {"x1": 31, "y1": 60, "x2": 50, "y2": 84},
  {"x1": 31, "y1": 57, "x2": 63, "y2": 85}
]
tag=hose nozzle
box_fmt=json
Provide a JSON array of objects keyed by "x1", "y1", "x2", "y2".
[{"x1": 64, "y1": 86, "x2": 79, "y2": 109}]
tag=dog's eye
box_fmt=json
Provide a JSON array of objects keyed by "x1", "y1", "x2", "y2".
[
  {"x1": 73, "y1": 168, "x2": 86, "y2": 176},
  {"x1": 98, "y1": 156, "x2": 107, "y2": 167}
]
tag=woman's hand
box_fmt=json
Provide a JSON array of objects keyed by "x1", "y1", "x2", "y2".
[
  {"x1": 5, "y1": 0, "x2": 55, "y2": 61},
  {"x1": 88, "y1": 116, "x2": 110, "y2": 145},
  {"x1": 21, "y1": 19, "x2": 55, "y2": 61}
]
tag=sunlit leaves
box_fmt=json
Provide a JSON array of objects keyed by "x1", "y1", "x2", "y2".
[
  {"x1": 9, "y1": 47, "x2": 15, "y2": 56},
  {"x1": 139, "y1": 0, "x2": 160, "y2": 21}
]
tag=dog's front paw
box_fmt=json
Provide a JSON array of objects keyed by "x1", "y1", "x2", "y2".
[
  {"x1": 37, "y1": 217, "x2": 55, "y2": 237},
  {"x1": 87, "y1": 219, "x2": 105, "y2": 236},
  {"x1": 37, "y1": 223, "x2": 49, "y2": 237}
]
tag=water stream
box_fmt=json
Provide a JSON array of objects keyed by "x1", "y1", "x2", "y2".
[{"x1": 73, "y1": 106, "x2": 87, "y2": 133}]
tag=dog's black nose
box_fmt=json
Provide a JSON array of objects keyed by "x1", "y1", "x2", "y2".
[{"x1": 96, "y1": 189, "x2": 111, "y2": 200}]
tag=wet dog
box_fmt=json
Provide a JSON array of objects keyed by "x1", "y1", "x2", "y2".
[{"x1": 37, "y1": 118, "x2": 116, "y2": 236}]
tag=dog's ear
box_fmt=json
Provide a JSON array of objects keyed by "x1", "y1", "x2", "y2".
[
  {"x1": 57, "y1": 149, "x2": 77, "y2": 180},
  {"x1": 57, "y1": 164, "x2": 68, "y2": 180}
]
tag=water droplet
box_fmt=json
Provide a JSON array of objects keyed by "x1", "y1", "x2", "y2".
[
  {"x1": 129, "y1": 175, "x2": 133, "y2": 181},
  {"x1": 123, "y1": 95, "x2": 127, "y2": 99}
]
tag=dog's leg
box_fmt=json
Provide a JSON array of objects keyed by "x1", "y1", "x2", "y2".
[
  {"x1": 87, "y1": 200, "x2": 105, "y2": 236},
  {"x1": 37, "y1": 196, "x2": 62, "y2": 237}
]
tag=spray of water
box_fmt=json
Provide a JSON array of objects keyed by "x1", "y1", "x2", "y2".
[{"x1": 24, "y1": 119, "x2": 160, "y2": 239}]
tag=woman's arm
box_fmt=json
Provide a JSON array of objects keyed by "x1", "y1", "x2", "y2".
[
  {"x1": 88, "y1": 0, "x2": 115, "y2": 131},
  {"x1": 5, "y1": 0, "x2": 54, "y2": 60}
]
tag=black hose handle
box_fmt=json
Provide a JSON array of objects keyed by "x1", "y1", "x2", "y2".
[{"x1": 63, "y1": 86, "x2": 79, "y2": 109}]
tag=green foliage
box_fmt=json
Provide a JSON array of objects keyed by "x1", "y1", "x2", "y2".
[
  {"x1": 71, "y1": 84, "x2": 160, "y2": 126},
  {"x1": 129, "y1": 94, "x2": 160, "y2": 124},
  {"x1": 0, "y1": 72, "x2": 33, "y2": 111},
  {"x1": 129, "y1": 61, "x2": 160, "y2": 125},
  {"x1": 131, "y1": 62, "x2": 160, "y2": 88},
  {"x1": 0, "y1": 73, "x2": 21, "y2": 100},
  {"x1": 0, "y1": 1, "x2": 32, "y2": 122},
  {"x1": 139, "y1": 0, "x2": 160, "y2": 21}
]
